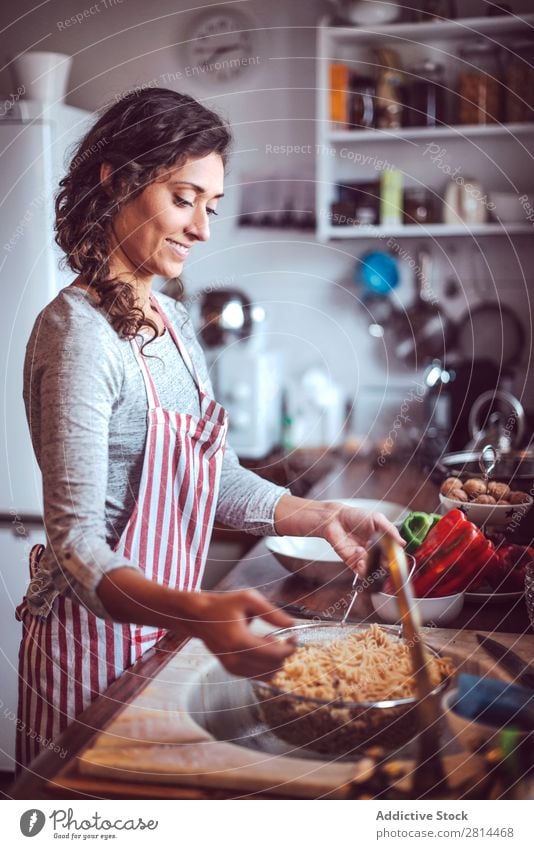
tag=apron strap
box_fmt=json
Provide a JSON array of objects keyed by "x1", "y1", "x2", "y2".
[
  {"x1": 130, "y1": 339, "x2": 161, "y2": 409},
  {"x1": 149, "y1": 294, "x2": 207, "y2": 395}
]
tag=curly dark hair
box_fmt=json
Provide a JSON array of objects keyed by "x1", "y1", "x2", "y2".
[{"x1": 55, "y1": 87, "x2": 232, "y2": 346}]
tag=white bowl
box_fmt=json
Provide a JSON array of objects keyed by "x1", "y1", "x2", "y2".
[
  {"x1": 439, "y1": 492, "x2": 533, "y2": 530},
  {"x1": 265, "y1": 498, "x2": 410, "y2": 583},
  {"x1": 266, "y1": 535, "x2": 348, "y2": 582},
  {"x1": 371, "y1": 588, "x2": 464, "y2": 626},
  {"x1": 442, "y1": 687, "x2": 532, "y2": 752}
]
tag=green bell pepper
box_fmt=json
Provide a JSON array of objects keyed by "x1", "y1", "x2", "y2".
[{"x1": 400, "y1": 511, "x2": 442, "y2": 553}]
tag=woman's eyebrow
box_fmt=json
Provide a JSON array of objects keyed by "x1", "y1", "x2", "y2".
[{"x1": 170, "y1": 180, "x2": 224, "y2": 199}]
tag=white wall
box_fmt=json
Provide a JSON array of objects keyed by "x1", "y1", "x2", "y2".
[{"x1": 1, "y1": 0, "x2": 533, "y2": 418}]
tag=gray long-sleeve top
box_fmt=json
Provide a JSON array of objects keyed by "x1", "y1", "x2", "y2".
[{"x1": 23, "y1": 286, "x2": 287, "y2": 620}]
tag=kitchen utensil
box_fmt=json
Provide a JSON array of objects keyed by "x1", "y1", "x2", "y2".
[
  {"x1": 442, "y1": 680, "x2": 534, "y2": 752},
  {"x1": 452, "y1": 303, "x2": 525, "y2": 369},
  {"x1": 389, "y1": 246, "x2": 449, "y2": 367},
  {"x1": 479, "y1": 443, "x2": 499, "y2": 481},
  {"x1": 357, "y1": 250, "x2": 400, "y2": 296},
  {"x1": 373, "y1": 534, "x2": 447, "y2": 794},
  {"x1": 199, "y1": 288, "x2": 252, "y2": 347},
  {"x1": 341, "y1": 572, "x2": 359, "y2": 624},
  {"x1": 476, "y1": 635, "x2": 534, "y2": 690},
  {"x1": 251, "y1": 622, "x2": 449, "y2": 757},
  {"x1": 468, "y1": 391, "x2": 526, "y2": 452},
  {"x1": 437, "y1": 447, "x2": 534, "y2": 485},
  {"x1": 372, "y1": 588, "x2": 464, "y2": 626}
]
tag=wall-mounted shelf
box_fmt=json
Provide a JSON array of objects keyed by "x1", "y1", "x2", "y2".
[
  {"x1": 322, "y1": 223, "x2": 533, "y2": 241},
  {"x1": 327, "y1": 123, "x2": 534, "y2": 145},
  {"x1": 315, "y1": 14, "x2": 534, "y2": 242},
  {"x1": 324, "y1": 13, "x2": 534, "y2": 47}
]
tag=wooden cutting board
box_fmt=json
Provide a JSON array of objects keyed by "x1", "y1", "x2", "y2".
[{"x1": 57, "y1": 625, "x2": 534, "y2": 799}]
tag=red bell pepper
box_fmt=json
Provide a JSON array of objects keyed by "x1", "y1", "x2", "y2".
[
  {"x1": 484, "y1": 543, "x2": 534, "y2": 593},
  {"x1": 411, "y1": 509, "x2": 495, "y2": 598}
]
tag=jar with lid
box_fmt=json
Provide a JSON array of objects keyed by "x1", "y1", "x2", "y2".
[
  {"x1": 457, "y1": 42, "x2": 503, "y2": 125},
  {"x1": 506, "y1": 42, "x2": 534, "y2": 123},
  {"x1": 403, "y1": 188, "x2": 437, "y2": 225},
  {"x1": 403, "y1": 60, "x2": 446, "y2": 127},
  {"x1": 374, "y1": 48, "x2": 404, "y2": 130}
]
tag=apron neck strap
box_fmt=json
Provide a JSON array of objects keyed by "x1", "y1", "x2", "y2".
[{"x1": 149, "y1": 294, "x2": 206, "y2": 393}]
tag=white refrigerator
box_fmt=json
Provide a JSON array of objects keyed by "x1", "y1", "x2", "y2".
[{"x1": 0, "y1": 100, "x2": 93, "y2": 770}]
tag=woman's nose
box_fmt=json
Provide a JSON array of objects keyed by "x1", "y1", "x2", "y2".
[{"x1": 185, "y1": 206, "x2": 210, "y2": 242}]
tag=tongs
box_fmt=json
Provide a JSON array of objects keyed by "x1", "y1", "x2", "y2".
[{"x1": 367, "y1": 533, "x2": 448, "y2": 797}]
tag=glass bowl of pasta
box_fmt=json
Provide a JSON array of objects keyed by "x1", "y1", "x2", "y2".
[{"x1": 252, "y1": 622, "x2": 453, "y2": 756}]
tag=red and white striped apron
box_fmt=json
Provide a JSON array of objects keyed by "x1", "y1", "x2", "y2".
[{"x1": 15, "y1": 294, "x2": 228, "y2": 769}]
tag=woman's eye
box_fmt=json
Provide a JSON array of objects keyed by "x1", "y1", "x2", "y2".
[
  {"x1": 173, "y1": 196, "x2": 193, "y2": 208},
  {"x1": 207, "y1": 207, "x2": 218, "y2": 217}
]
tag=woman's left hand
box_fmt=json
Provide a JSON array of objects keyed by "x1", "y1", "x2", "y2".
[
  {"x1": 274, "y1": 494, "x2": 405, "y2": 576},
  {"x1": 319, "y1": 502, "x2": 405, "y2": 575}
]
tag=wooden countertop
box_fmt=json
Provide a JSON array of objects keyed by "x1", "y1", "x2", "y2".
[{"x1": 9, "y1": 457, "x2": 534, "y2": 800}]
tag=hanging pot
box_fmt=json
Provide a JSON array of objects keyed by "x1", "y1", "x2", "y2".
[{"x1": 387, "y1": 246, "x2": 453, "y2": 367}]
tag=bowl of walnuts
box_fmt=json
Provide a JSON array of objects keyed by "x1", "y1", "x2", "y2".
[{"x1": 439, "y1": 477, "x2": 533, "y2": 529}]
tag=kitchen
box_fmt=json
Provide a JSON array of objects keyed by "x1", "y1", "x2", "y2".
[{"x1": 1, "y1": 0, "x2": 534, "y2": 817}]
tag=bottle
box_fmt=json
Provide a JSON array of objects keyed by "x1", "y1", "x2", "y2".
[{"x1": 403, "y1": 60, "x2": 446, "y2": 127}]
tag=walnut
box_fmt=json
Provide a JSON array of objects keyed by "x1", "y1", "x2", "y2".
[
  {"x1": 448, "y1": 488, "x2": 469, "y2": 503},
  {"x1": 473, "y1": 494, "x2": 497, "y2": 504},
  {"x1": 440, "y1": 477, "x2": 464, "y2": 495},
  {"x1": 463, "y1": 479, "x2": 487, "y2": 498},
  {"x1": 487, "y1": 482, "x2": 510, "y2": 500},
  {"x1": 508, "y1": 490, "x2": 532, "y2": 505}
]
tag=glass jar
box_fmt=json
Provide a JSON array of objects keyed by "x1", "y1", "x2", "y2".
[
  {"x1": 403, "y1": 188, "x2": 436, "y2": 225},
  {"x1": 506, "y1": 44, "x2": 534, "y2": 123},
  {"x1": 403, "y1": 60, "x2": 446, "y2": 127},
  {"x1": 349, "y1": 75, "x2": 376, "y2": 130},
  {"x1": 375, "y1": 49, "x2": 403, "y2": 129},
  {"x1": 457, "y1": 42, "x2": 502, "y2": 125}
]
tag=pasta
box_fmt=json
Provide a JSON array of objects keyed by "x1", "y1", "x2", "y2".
[{"x1": 271, "y1": 624, "x2": 453, "y2": 704}]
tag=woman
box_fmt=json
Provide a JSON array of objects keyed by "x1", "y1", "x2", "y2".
[{"x1": 15, "y1": 88, "x2": 402, "y2": 769}]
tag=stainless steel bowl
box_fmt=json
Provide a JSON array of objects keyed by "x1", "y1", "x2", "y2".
[{"x1": 251, "y1": 622, "x2": 450, "y2": 756}]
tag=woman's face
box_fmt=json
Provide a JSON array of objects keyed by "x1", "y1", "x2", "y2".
[{"x1": 105, "y1": 152, "x2": 225, "y2": 283}]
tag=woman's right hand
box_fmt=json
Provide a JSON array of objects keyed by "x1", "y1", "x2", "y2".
[{"x1": 185, "y1": 589, "x2": 296, "y2": 679}]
